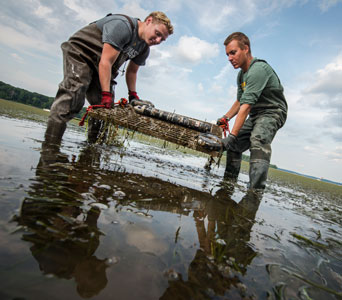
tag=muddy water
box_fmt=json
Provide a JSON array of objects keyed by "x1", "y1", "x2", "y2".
[{"x1": 0, "y1": 104, "x2": 341, "y2": 300}]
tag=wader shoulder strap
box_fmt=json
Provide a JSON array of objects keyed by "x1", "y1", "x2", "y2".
[
  {"x1": 250, "y1": 59, "x2": 281, "y2": 84},
  {"x1": 106, "y1": 13, "x2": 135, "y2": 32},
  {"x1": 106, "y1": 13, "x2": 148, "y2": 55},
  {"x1": 104, "y1": 13, "x2": 149, "y2": 78}
]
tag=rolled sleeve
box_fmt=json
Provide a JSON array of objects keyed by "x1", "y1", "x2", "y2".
[
  {"x1": 239, "y1": 65, "x2": 270, "y2": 106},
  {"x1": 102, "y1": 21, "x2": 131, "y2": 51}
]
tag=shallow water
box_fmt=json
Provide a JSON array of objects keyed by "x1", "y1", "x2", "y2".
[{"x1": 0, "y1": 103, "x2": 341, "y2": 300}]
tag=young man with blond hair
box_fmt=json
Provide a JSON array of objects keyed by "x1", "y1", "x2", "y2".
[
  {"x1": 217, "y1": 32, "x2": 287, "y2": 189},
  {"x1": 45, "y1": 11, "x2": 173, "y2": 143}
]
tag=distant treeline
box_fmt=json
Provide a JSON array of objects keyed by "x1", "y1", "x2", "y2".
[
  {"x1": 0, "y1": 81, "x2": 86, "y2": 118},
  {"x1": 0, "y1": 80, "x2": 54, "y2": 109}
]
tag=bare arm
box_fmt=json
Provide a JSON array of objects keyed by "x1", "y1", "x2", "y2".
[
  {"x1": 125, "y1": 61, "x2": 140, "y2": 92},
  {"x1": 99, "y1": 43, "x2": 120, "y2": 92},
  {"x1": 231, "y1": 103, "x2": 251, "y2": 136},
  {"x1": 224, "y1": 100, "x2": 241, "y2": 120}
]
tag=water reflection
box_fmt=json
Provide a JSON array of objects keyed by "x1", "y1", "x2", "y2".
[
  {"x1": 161, "y1": 185, "x2": 261, "y2": 299},
  {"x1": 16, "y1": 140, "x2": 263, "y2": 299},
  {"x1": 208, "y1": 186, "x2": 261, "y2": 271},
  {"x1": 18, "y1": 142, "x2": 108, "y2": 298},
  {"x1": 2, "y1": 105, "x2": 342, "y2": 299}
]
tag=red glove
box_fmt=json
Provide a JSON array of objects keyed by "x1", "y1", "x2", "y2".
[
  {"x1": 119, "y1": 98, "x2": 128, "y2": 107},
  {"x1": 128, "y1": 90, "x2": 139, "y2": 102},
  {"x1": 101, "y1": 91, "x2": 113, "y2": 108},
  {"x1": 216, "y1": 116, "x2": 229, "y2": 126}
]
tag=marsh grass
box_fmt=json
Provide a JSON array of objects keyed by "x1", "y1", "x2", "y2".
[
  {"x1": 268, "y1": 167, "x2": 341, "y2": 199},
  {"x1": 1, "y1": 98, "x2": 49, "y2": 116},
  {"x1": 0, "y1": 99, "x2": 80, "y2": 125}
]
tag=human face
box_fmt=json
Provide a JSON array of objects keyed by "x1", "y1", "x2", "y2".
[
  {"x1": 225, "y1": 40, "x2": 250, "y2": 72},
  {"x1": 143, "y1": 17, "x2": 169, "y2": 46}
]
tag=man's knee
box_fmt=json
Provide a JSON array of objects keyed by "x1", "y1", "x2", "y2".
[{"x1": 250, "y1": 145, "x2": 271, "y2": 162}]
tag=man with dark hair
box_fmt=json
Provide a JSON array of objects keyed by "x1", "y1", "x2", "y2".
[
  {"x1": 217, "y1": 32, "x2": 287, "y2": 189},
  {"x1": 45, "y1": 11, "x2": 173, "y2": 143}
]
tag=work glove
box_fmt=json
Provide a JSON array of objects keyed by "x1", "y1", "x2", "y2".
[
  {"x1": 118, "y1": 97, "x2": 128, "y2": 107},
  {"x1": 128, "y1": 90, "x2": 140, "y2": 102},
  {"x1": 101, "y1": 91, "x2": 113, "y2": 108},
  {"x1": 221, "y1": 133, "x2": 237, "y2": 152},
  {"x1": 216, "y1": 115, "x2": 230, "y2": 126}
]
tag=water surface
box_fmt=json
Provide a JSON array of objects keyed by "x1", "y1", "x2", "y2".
[{"x1": 0, "y1": 102, "x2": 341, "y2": 300}]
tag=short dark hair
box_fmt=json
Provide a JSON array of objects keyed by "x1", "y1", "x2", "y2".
[{"x1": 224, "y1": 32, "x2": 251, "y2": 54}]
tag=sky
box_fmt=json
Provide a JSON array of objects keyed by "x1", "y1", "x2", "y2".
[{"x1": 0, "y1": 0, "x2": 341, "y2": 183}]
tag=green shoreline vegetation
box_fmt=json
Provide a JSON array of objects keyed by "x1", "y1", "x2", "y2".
[{"x1": 0, "y1": 80, "x2": 87, "y2": 119}]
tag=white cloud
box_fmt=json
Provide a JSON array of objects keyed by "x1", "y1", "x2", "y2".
[
  {"x1": 146, "y1": 47, "x2": 172, "y2": 67},
  {"x1": 283, "y1": 53, "x2": 342, "y2": 147},
  {"x1": 63, "y1": 0, "x2": 104, "y2": 23},
  {"x1": 175, "y1": 36, "x2": 219, "y2": 64},
  {"x1": 324, "y1": 146, "x2": 342, "y2": 161},
  {"x1": 266, "y1": 52, "x2": 342, "y2": 174},
  {"x1": 181, "y1": 0, "x2": 304, "y2": 33},
  {"x1": 298, "y1": 53, "x2": 342, "y2": 133},
  {"x1": 214, "y1": 64, "x2": 231, "y2": 81},
  {"x1": 150, "y1": 0, "x2": 184, "y2": 12},
  {"x1": 303, "y1": 145, "x2": 318, "y2": 154},
  {"x1": 318, "y1": 0, "x2": 342, "y2": 11},
  {"x1": 2, "y1": 69, "x2": 57, "y2": 97},
  {"x1": 124, "y1": 224, "x2": 168, "y2": 255},
  {"x1": 305, "y1": 53, "x2": 342, "y2": 97},
  {"x1": 210, "y1": 83, "x2": 223, "y2": 93},
  {"x1": 197, "y1": 3, "x2": 238, "y2": 30},
  {"x1": 120, "y1": 1, "x2": 149, "y2": 19},
  {"x1": 10, "y1": 53, "x2": 24, "y2": 63},
  {"x1": 251, "y1": 21, "x2": 280, "y2": 41},
  {"x1": 34, "y1": 4, "x2": 60, "y2": 26},
  {"x1": 34, "y1": 4, "x2": 52, "y2": 17},
  {"x1": 0, "y1": 24, "x2": 58, "y2": 55}
]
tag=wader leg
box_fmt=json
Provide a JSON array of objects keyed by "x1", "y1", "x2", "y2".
[
  {"x1": 248, "y1": 158, "x2": 269, "y2": 189},
  {"x1": 44, "y1": 119, "x2": 67, "y2": 145},
  {"x1": 248, "y1": 115, "x2": 279, "y2": 189},
  {"x1": 224, "y1": 150, "x2": 242, "y2": 180},
  {"x1": 87, "y1": 118, "x2": 106, "y2": 144},
  {"x1": 85, "y1": 76, "x2": 115, "y2": 144},
  {"x1": 223, "y1": 117, "x2": 252, "y2": 181},
  {"x1": 39, "y1": 120, "x2": 68, "y2": 170},
  {"x1": 44, "y1": 41, "x2": 93, "y2": 143},
  {"x1": 44, "y1": 23, "x2": 103, "y2": 144}
]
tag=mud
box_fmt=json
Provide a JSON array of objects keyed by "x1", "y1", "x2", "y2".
[{"x1": 0, "y1": 102, "x2": 341, "y2": 300}]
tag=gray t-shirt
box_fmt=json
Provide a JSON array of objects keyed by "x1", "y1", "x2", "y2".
[{"x1": 96, "y1": 14, "x2": 149, "y2": 66}]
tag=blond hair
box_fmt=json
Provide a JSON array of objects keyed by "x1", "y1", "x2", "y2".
[{"x1": 145, "y1": 11, "x2": 174, "y2": 35}]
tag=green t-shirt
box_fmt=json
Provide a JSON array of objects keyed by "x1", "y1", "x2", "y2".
[{"x1": 237, "y1": 58, "x2": 287, "y2": 118}]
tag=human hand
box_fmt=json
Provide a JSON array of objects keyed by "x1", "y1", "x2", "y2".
[
  {"x1": 128, "y1": 90, "x2": 140, "y2": 102},
  {"x1": 216, "y1": 115, "x2": 229, "y2": 126},
  {"x1": 221, "y1": 133, "x2": 237, "y2": 151},
  {"x1": 101, "y1": 91, "x2": 113, "y2": 108}
]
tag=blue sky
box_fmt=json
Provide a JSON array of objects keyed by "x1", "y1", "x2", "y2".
[{"x1": 0, "y1": 0, "x2": 341, "y2": 182}]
